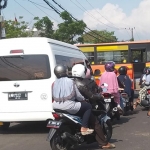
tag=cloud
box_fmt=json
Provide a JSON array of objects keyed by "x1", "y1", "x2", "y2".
[{"x1": 83, "y1": 0, "x2": 150, "y2": 40}]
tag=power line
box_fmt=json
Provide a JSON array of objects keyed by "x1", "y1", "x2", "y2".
[
  {"x1": 14, "y1": 0, "x2": 35, "y2": 17},
  {"x1": 86, "y1": 0, "x2": 124, "y2": 30},
  {"x1": 28, "y1": 0, "x2": 60, "y2": 23},
  {"x1": 71, "y1": 0, "x2": 118, "y2": 30},
  {"x1": 51, "y1": 0, "x2": 114, "y2": 42},
  {"x1": 44, "y1": 0, "x2": 105, "y2": 42}
]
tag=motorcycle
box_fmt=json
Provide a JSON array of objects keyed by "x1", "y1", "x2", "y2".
[
  {"x1": 46, "y1": 102, "x2": 112, "y2": 150},
  {"x1": 119, "y1": 89, "x2": 130, "y2": 115},
  {"x1": 140, "y1": 82, "x2": 150, "y2": 108},
  {"x1": 101, "y1": 83, "x2": 121, "y2": 121}
]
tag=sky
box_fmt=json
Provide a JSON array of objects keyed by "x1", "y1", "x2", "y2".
[{"x1": 2, "y1": 0, "x2": 150, "y2": 41}]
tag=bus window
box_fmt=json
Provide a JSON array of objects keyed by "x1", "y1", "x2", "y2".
[
  {"x1": 113, "y1": 51, "x2": 128, "y2": 63},
  {"x1": 84, "y1": 52, "x2": 94, "y2": 64},
  {"x1": 97, "y1": 51, "x2": 128, "y2": 64},
  {"x1": 97, "y1": 52, "x2": 113, "y2": 64}
]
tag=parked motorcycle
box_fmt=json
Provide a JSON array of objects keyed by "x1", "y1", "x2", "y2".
[{"x1": 46, "y1": 102, "x2": 112, "y2": 150}]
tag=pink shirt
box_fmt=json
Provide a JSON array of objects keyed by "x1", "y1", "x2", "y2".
[{"x1": 99, "y1": 71, "x2": 120, "y2": 104}]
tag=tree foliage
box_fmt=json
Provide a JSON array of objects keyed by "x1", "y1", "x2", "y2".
[
  {"x1": 54, "y1": 11, "x2": 86, "y2": 44},
  {"x1": 82, "y1": 30, "x2": 117, "y2": 43},
  {"x1": 3, "y1": 11, "x2": 119, "y2": 44},
  {"x1": 4, "y1": 18, "x2": 33, "y2": 38},
  {"x1": 33, "y1": 16, "x2": 54, "y2": 38}
]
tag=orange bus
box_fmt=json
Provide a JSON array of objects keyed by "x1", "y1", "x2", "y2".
[{"x1": 76, "y1": 40, "x2": 150, "y2": 90}]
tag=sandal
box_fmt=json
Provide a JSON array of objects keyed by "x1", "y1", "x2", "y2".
[
  {"x1": 81, "y1": 128, "x2": 94, "y2": 135},
  {"x1": 133, "y1": 102, "x2": 138, "y2": 109},
  {"x1": 102, "y1": 143, "x2": 116, "y2": 149}
]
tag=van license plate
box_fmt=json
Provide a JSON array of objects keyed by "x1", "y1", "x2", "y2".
[{"x1": 8, "y1": 92, "x2": 28, "y2": 100}]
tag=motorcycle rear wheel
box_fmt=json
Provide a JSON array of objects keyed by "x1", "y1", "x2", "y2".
[{"x1": 50, "y1": 125, "x2": 72, "y2": 150}]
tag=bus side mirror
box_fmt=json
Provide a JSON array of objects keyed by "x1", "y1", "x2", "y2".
[{"x1": 94, "y1": 69, "x2": 101, "y2": 76}]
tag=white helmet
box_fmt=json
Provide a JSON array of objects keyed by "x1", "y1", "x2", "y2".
[{"x1": 72, "y1": 64, "x2": 87, "y2": 78}]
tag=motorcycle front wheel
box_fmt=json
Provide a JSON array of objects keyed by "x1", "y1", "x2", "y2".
[{"x1": 50, "y1": 125, "x2": 72, "y2": 150}]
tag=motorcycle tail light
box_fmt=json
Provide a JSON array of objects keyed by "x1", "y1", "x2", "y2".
[
  {"x1": 121, "y1": 93, "x2": 127, "y2": 97},
  {"x1": 102, "y1": 93, "x2": 110, "y2": 98},
  {"x1": 52, "y1": 113, "x2": 60, "y2": 119},
  {"x1": 147, "y1": 90, "x2": 150, "y2": 94}
]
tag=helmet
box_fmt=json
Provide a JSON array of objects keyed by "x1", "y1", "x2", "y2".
[
  {"x1": 104, "y1": 61, "x2": 115, "y2": 72},
  {"x1": 72, "y1": 64, "x2": 87, "y2": 78},
  {"x1": 118, "y1": 66, "x2": 127, "y2": 75},
  {"x1": 54, "y1": 65, "x2": 68, "y2": 78},
  {"x1": 143, "y1": 67, "x2": 148, "y2": 74}
]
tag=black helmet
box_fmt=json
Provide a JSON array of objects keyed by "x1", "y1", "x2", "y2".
[
  {"x1": 54, "y1": 65, "x2": 68, "y2": 78},
  {"x1": 143, "y1": 67, "x2": 149, "y2": 74},
  {"x1": 118, "y1": 66, "x2": 127, "y2": 75}
]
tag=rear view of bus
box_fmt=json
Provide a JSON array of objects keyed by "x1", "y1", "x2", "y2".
[{"x1": 0, "y1": 38, "x2": 54, "y2": 129}]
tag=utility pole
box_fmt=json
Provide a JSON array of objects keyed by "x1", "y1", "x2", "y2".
[
  {"x1": 125, "y1": 27, "x2": 135, "y2": 41},
  {"x1": 129, "y1": 27, "x2": 135, "y2": 41},
  {"x1": 0, "y1": 0, "x2": 7, "y2": 39}
]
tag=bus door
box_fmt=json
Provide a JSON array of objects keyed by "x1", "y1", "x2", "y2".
[{"x1": 130, "y1": 48, "x2": 146, "y2": 89}]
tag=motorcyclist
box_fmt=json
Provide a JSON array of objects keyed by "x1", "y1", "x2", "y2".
[
  {"x1": 72, "y1": 64, "x2": 115, "y2": 149},
  {"x1": 99, "y1": 61, "x2": 122, "y2": 111},
  {"x1": 139, "y1": 67, "x2": 149, "y2": 87},
  {"x1": 52, "y1": 65, "x2": 94, "y2": 135},
  {"x1": 134, "y1": 68, "x2": 150, "y2": 115},
  {"x1": 118, "y1": 66, "x2": 134, "y2": 111}
]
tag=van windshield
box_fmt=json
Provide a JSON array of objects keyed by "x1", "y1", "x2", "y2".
[{"x1": 0, "y1": 54, "x2": 50, "y2": 81}]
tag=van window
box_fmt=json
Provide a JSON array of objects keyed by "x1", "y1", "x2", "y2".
[
  {"x1": 55, "y1": 55, "x2": 84, "y2": 75},
  {"x1": 0, "y1": 55, "x2": 50, "y2": 81}
]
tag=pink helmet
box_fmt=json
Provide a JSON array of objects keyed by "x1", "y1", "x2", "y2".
[{"x1": 105, "y1": 61, "x2": 115, "y2": 72}]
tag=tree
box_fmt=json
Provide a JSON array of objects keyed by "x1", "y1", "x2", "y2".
[
  {"x1": 82, "y1": 30, "x2": 117, "y2": 43},
  {"x1": 4, "y1": 18, "x2": 33, "y2": 38},
  {"x1": 33, "y1": 16, "x2": 54, "y2": 38},
  {"x1": 54, "y1": 11, "x2": 86, "y2": 44}
]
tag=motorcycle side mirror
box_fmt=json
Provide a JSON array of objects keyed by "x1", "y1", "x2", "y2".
[{"x1": 94, "y1": 69, "x2": 101, "y2": 76}]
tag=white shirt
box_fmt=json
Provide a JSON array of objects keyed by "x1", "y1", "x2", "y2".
[{"x1": 142, "y1": 74, "x2": 150, "y2": 83}]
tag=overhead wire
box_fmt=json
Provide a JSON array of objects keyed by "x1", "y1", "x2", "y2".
[
  {"x1": 44, "y1": 0, "x2": 105, "y2": 42},
  {"x1": 51, "y1": 0, "x2": 114, "y2": 42},
  {"x1": 85, "y1": 0, "x2": 124, "y2": 30},
  {"x1": 71, "y1": 0, "x2": 118, "y2": 30},
  {"x1": 28, "y1": 0, "x2": 60, "y2": 24}
]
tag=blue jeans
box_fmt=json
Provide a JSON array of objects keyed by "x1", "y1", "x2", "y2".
[{"x1": 120, "y1": 95, "x2": 124, "y2": 110}]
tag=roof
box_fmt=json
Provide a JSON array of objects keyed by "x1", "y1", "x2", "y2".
[
  {"x1": 0, "y1": 37, "x2": 79, "y2": 50},
  {"x1": 75, "y1": 40, "x2": 150, "y2": 47}
]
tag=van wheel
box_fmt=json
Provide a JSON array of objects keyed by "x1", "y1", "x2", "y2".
[{"x1": 0, "y1": 122, "x2": 10, "y2": 130}]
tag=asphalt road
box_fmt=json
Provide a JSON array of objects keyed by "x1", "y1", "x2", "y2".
[{"x1": 0, "y1": 106, "x2": 150, "y2": 150}]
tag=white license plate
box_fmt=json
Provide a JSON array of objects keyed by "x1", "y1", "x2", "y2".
[{"x1": 104, "y1": 98, "x2": 111, "y2": 102}]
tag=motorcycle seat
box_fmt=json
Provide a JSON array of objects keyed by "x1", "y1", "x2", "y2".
[{"x1": 54, "y1": 109, "x2": 70, "y2": 114}]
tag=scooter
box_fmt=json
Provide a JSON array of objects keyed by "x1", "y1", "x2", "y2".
[
  {"x1": 46, "y1": 101, "x2": 112, "y2": 150},
  {"x1": 101, "y1": 83, "x2": 120, "y2": 121}
]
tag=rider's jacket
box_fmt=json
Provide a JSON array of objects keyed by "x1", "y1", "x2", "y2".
[{"x1": 73, "y1": 77, "x2": 103, "y2": 103}]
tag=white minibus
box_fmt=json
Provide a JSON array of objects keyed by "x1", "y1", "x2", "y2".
[{"x1": 0, "y1": 37, "x2": 92, "y2": 129}]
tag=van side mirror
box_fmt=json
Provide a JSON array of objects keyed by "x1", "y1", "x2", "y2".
[{"x1": 94, "y1": 69, "x2": 101, "y2": 76}]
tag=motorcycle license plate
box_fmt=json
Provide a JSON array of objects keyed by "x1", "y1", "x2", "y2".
[
  {"x1": 47, "y1": 120, "x2": 62, "y2": 128},
  {"x1": 104, "y1": 98, "x2": 111, "y2": 102}
]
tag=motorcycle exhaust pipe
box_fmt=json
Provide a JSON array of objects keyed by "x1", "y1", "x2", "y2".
[{"x1": 61, "y1": 132, "x2": 78, "y2": 144}]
